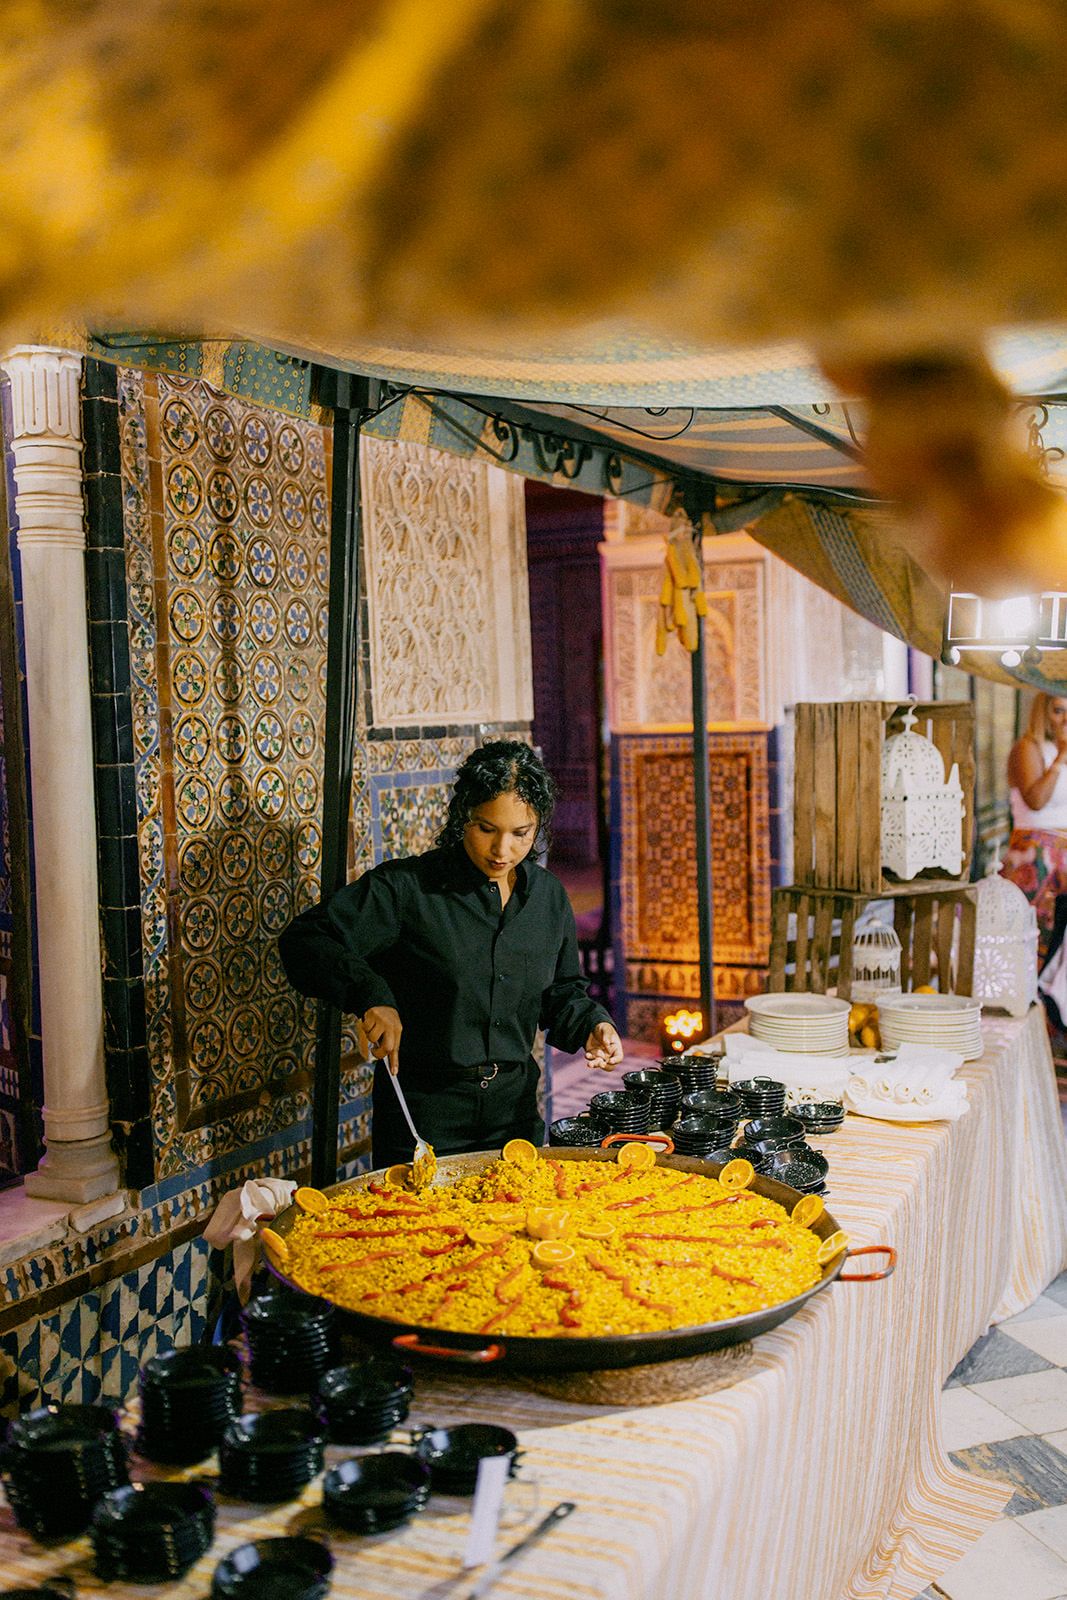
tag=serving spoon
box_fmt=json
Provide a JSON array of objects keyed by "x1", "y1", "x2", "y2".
[{"x1": 386, "y1": 1070, "x2": 437, "y2": 1189}]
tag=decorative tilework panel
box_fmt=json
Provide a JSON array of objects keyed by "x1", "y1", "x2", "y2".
[{"x1": 116, "y1": 369, "x2": 331, "y2": 1178}]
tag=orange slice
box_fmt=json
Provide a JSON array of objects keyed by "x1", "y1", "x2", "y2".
[
  {"x1": 385, "y1": 1163, "x2": 413, "y2": 1190},
  {"x1": 531, "y1": 1241, "x2": 576, "y2": 1268},
  {"x1": 719, "y1": 1158, "x2": 755, "y2": 1192},
  {"x1": 260, "y1": 1227, "x2": 289, "y2": 1263},
  {"x1": 817, "y1": 1230, "x2": 850, "y2": 1265},
  {"x1": 792, "y1": 1195, "x2": 824, "y2": 1229},
  {"x1": 616, "y1": 1143, "x2": 656, "y2": 1173},
  {"x1": 483, "y1": 1204, "x2": 524, "y2": 1228},
  {"x1": 294, "y1": 1186, "x2": 330, "y2": 1215},
  {"x1": 466, "y1": 1223, "x2": 504, "y2": 1246},
  {"x1": 502, "y1": 1138, "x2": 539, "y2": 1171},
  {"x1": 578, "y1": 1218, "x2": 616, "y2": 1240}
]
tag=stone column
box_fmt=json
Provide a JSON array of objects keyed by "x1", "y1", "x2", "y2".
[{"x1": 2, "y1": 347, "x2": 120, "y2": 1202}]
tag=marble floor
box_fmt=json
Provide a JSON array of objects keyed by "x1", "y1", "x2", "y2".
[{"x1": 546, "y1": 1047, "x2": 1067, "y2": 1600}]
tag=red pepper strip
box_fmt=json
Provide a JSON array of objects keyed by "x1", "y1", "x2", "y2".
[
  {"x1": 495, "y1": 1262, "x2": 526, "y2": 1303},
  {"x1": 587, "y1": 1253, "x2": 625, "y2": 1281},
  {"x1": 669, "y1": 1174, "x2": 699, "y2": 1188},
  {"x1": 605, "y1": 1193, "x2": 656, "y2": 1210},
  {"x1": 479, "y1": 1294, "x2": 523, "y2": 1333},
  {"x1": 621, "y1": 1281, "x2": 675, "y2": 1314},
  {"x1": 576, "y1": 1178, "x2": 609, "y2": 1194},
  {"x1": 312, "y1": 1224, "x2": 462, "y2": 1240},
  {"x1": 749, "y1": 1219, "x2": 780, "y2": 1230},
  {"x1": 421, "y1": 1238, "x2": 465, "y2": 1258},
  {"x1": 710, "y1": 1264, "x2": 758, "y2": 1287},
  {"x1": 440, "y1": 1277, "x2": 470, "y2": 1297},
  {"x1": 396, "y1": 1279, "x2": 430, "y2": 1296},
  {"x1": 366, "y1": 1182, "x2": 391, "y2": 1197},
  {"x1": 547, "y1": 1160, "x2": 568, "y2": 1199},
  {"x1": 466, "y1": 1240, "x2": 509, "y2": 1270},
  {"x1": 640, "y1": 1197, "x2": 743, "y2": 1219},
  {"x1": 541, "y1": 1276, "x2": 574, "y2": 1292},
  {"x1": 559, "y1": 1307, "x2": 583, "y2": 1328},
  {"x1": 623, "y1": 1231, "x2": 772, "y2": 1243},
  {"x1": 346, "y1": 1206, "x2": 426, "y2": 1219},
  {"x1": 318, "y1": 1249, "x2": 405, "y2": 1272},
  {"x1": 360, "y1": 1290, "x2": 382, "y2": 1301}
]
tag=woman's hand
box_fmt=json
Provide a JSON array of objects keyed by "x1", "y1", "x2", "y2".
[
  {"x1": 362, "y1": 1005, "x2": 402, "y2": 1075},
  {"x1": 584, "y1": 1021, "x2": 624, "y2": 1071}
]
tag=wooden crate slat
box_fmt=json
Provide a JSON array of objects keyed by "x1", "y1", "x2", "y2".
[
  {"x1": 812, "y1": 703, "x2": 838, "y2": 891},
  {"x1": 911, "y1": 896, "x2": 935, "y2": 987},
  {"x1": 835, "y1": 701, "x2": 860, "y2": 889},
  {"x1": 857, "y1": 703, "x2": 884, "y2": 893},
  {"x1": 793, "y1": 707, "x2": 816, "y2": 887},
  {"x1": 793, "y1": 892, "x2": 810, "y2": 995},
  {"x1": 894, "y1": 896, "x2": 914, "y2": 992},
  {"x1": 935, "y1": 899, "x2": 956, "y2": 991},
  {"x1": 768, "y1": 892, "x2": 790, "y2": 992},
  {"x1": 836, "y1": 901, "x2": 858, "y2": 999},
  {"x1": 810, "y1": 895, "x2": 835, "y2": 992},
  {"x1": 957, "y1": 894, "x2": 978, "y2": 996}
]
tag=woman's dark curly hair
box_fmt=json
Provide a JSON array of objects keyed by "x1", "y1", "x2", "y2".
[{"x1": 437, "y1": 740, "x2": 557, "y2": 857}]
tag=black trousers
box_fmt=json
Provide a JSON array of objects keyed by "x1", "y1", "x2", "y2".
[{"x1": 370, "y1": 1061, "x2": 544, "y2": 1170}]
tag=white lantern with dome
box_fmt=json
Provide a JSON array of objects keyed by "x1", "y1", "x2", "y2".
[
  {"x1": 973, "y1": 860, "x2": 1038, "y2": 1017},
  {"x1": 880, "y1": 704, "x2": 966, "y2": 881}
]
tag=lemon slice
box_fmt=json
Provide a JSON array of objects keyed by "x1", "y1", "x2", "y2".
[
  {"x1": 532, "y1": 1241, "x2": 576, "y2": 1268},
  {"x1": 502, "y1": 1138, "x2": 539, "y2": 1171},
  {"x1": 817, "y1": 1230, "x2": 850, "y2": 1265},
  {"x1": 792, "y1": 1194, "x2": 824, "y2": 1228},
  {"x1": 260, "y1": 1227, "x2": 289, "y2": 1263},
  {"x1": 385, "y1": 1163, "x2": 413, "y2": 1190},
  {"x1": 578, "y1": 1218, "x2": 616, "y2": 1240},
  {"x1": 466, "y1": 1224, "x2": 504, "y2": 1246},
  {"x1": 294, "y1": 1186, "x2": 330, "y2": 1215},
  {"x1": 483, "y1": 1204, "x2": 524, "y2": 1228},
  {"x1": 616, "y1": 1142, "x2": 656, "y2": 1173},
  {"x1": 719, "y1": 1158, "x2": 755, "y2": 1192}
]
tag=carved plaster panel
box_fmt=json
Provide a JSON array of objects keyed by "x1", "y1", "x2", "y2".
[{"x1": 361, "y1": 437, "x2": 532, "y2": 728}]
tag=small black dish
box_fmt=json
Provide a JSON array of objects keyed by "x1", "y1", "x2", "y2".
[
  {"x1": 219, "y1": 1409, "x2": 327, "y2": 1501},
  {"x1": 680, "y1": 1089, "x2": 741, "y2": 1120},
  {"x1": 137, "y1": 1343, "x2": 243, "y2": 1463},
  {"x1": 414, "y1": 1424, "x2": 519, "y2": 1495},
  {"x1": 588, "y1": 1091, "x2": 650, "y2": 1134},
  {"x1": 742, "y1": 1115, "x2": 806, "y2": 1146},
  {"x1": 1, "y1": 1585, "x2": 75, "y2": 1599},
  {"x1": 323, "y1": 1452, "x2": 431, "y2": 1533},
  {"x1": 316, "y1": 1358, "x2": 413, "y2": 1445},
  {"x1": 762, "y1": 1146, "x2": 829, "y2": 1193},
  {"x1": 790, "y1": 1101, "x2": 846, "y2": 1134},
  {"x1": 3, "y1": 1405, "x2": 130, "y2": 1540},
  {"x1": 548, "y1": 1116, "x2": 603, "y2": 1147},
  {"x1": 721, "y1": 1143, "x2": 771, "y2": 1172},
  {"x1": 91, "y1": 1481, "x2": 215, "y2": 1583},
  {"x1": 211, "y1": 1536, "x2": 334, "y2": 1600}
]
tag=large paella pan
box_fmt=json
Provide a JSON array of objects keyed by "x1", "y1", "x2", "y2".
[{"x1": 263, "y1": 1145, "x2": 893, "y2": 1373}]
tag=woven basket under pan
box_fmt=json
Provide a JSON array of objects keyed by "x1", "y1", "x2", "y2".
[{"x1": 519, "y1": 1341, "x2": 756, "y2": 1406}]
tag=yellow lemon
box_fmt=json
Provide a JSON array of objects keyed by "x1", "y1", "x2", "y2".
[
  {"x1": 858, "y1": 1024, "x2": 881, "y2": 1050},
  {"x1": 531, "y1": 1241, "x2": 576, "y2": 1268},
  {"x1": 483, "y1": 1204, "x2": 524, "y2": 1228},
  {"x1": 385, "y1": 1163, "x2": 413, "y2": 1190},
  {"x1": 502, "y1": 1138, "x2": 539, "y2": 1171},
  {"x1": 792, "y1": 1194, "x2": 824, "y2": 1228},
  {"x1": 616, "y1": 1142, "x2": 656, "y2": 1173},
  {"x1": 294, "y1": 1186, "x2": 330, "y2": 1215},
  {"x1": 466, "y1": 1224, "x2": 504, "y2": 1246},
  {"x1": 719, "y1": 1158, "x2": 755, "y2": 1192},
  {"x1": 260, "y1": 1227, "x2": 289, "y2": 1263},
  {"x1": 914, "y1": 984, "x2": 936, "y2": 995},
  {"x1": 578, "y1": 1218, "x2": 616, "y2": 1240},
  {"x1": 525, "y1": 1206, "x2": 571, "y2": 1240},
  {"x1": 817, "y1": 1230, "x2": 850, "y2": 1265},
  {"x1": 848, "y1": 1002, "x2": 870, "y2": 1031}
]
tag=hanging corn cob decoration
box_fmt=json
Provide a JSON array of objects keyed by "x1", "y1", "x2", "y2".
[{"x1": 655, "y1": 518, "x2": 708, "y2": 655}]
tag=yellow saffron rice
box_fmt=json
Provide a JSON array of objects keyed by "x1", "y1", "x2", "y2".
[{"x1": 282, "y1": 1157, "x2": 824, "y2": 1338}]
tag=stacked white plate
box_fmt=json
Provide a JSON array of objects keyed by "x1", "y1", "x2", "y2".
[
  {"x1": 743, "y1": 993, "x2": 851, "y2": 1056},
  {"x1": 875, "y1": 994, "x2": 984, "y2": 1061}
]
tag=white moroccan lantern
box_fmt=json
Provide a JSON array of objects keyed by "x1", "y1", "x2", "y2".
[
  {"x1": 973, "y1": 868, "x2": 1038, "y2": 1017},
  {"x1": 850, "y1": 920, "x2": 902, "y2": 1003},
  {"x1": 880, "y1": 705, "x2": 965, "y2": 881}
]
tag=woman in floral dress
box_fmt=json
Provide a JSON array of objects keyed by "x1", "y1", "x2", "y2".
[{"x1": 1003, "y1": 693, "x2": 1067, "y2": 964}]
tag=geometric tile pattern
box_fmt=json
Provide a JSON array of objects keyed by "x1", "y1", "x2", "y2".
[{"x1": 117, "y1": 369, "x2": 331, "y2": 1177}]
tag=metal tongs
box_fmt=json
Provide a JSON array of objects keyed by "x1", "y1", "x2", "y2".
[
  {"x1": 465, "y1": 1501, "x2": 576, "y2": 1599},
  {"x1": 386, "y1": 1070, "x2": 436, "y2": 1187}
]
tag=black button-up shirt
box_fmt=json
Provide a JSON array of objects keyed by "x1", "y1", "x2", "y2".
[{"x1": 279, "y1": 848, "x2": 611, "y2": 1075}]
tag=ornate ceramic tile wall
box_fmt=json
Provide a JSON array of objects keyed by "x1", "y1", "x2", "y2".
[
  {"x1": 612, "y1": 731, "x2": 772, "y2": 1039},
  {"x1": 117, "y1": 370, "x2": 331, "y2": 1178}
]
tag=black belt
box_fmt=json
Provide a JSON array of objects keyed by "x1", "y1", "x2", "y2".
[{"x1": 400, "y1": 1060, "x2": 528, "y2": 1088}]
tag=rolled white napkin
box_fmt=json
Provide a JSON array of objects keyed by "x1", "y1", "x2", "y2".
[
  {"x1": 844, "y1": 1077, "x2": 969, "y2": 1121},
  {"x1": 203, "y1": 1177, "x2": 297, "y2": 1302}
]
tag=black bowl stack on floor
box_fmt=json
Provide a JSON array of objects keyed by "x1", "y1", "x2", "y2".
[
  {"x1": 2, "y1": 1404, "x2": 130, "y2": 1540},
  {"x1": 315, "y1": 1357, "x2": 414, "y2": 1445},
  {"x1": 218, "y1": 1409, "x2": 328, "y2": 1502},
  {"x1": 240, "y1": 1288, "x2": 336, "y2": 1393},
  {"x1": 211, "y1": 1536, "x2": 334, "y2": 1600},
  {"x1": 414, "y1": 1424, "x2": 519, "y2": 1495},
  {"x1": 90, "y1": 1482, "x2": 216, "y2": 1584},
  {"x1": 136, "y1": 1344, "x2": 243, "y2": 1464},
  {"x1": 588, "y1": 1088, "x2": 650, "y2": 1136},
  {"x1": 733, "y1": 1077, "x2": 788, "y2": 1120},
  {"x1": 547, "y1": 1115, "x2": 604, "y2": 1147},
  {"x1": 622, "y1": 1069, "x2": 682, "y2": 1129},
  {"x1": 323, "y1": 1452, "x2": 432, "y2": 1533}
]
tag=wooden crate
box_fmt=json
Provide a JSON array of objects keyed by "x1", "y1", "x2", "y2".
[
  {"x1": 793, "y1": 700, "x2": 976, "y2": 893},
  {"x1": 767, "y1": 883, "x2": 978, "y2": 1000}
]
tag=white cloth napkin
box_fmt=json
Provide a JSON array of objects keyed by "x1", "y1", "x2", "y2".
[
  {"x1": 203, "y1": 1177, "x2": 297, "y2": 1301},
  {"x1": 723, "y1": 1036, "x2": 850, "y2": 1102},
  {"x1": 846, "y1": 1044, "x2": 968, "y2": 1121}
]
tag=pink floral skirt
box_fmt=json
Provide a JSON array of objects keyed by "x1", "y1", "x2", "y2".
[{"x1": 1001, "y1": 827, "x2": 1067, "y2": 963}]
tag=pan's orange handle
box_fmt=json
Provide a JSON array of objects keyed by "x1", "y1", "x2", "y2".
[
  {"x1": 838, "y1": 1245, "x2": 896, "y2": 1282},
  {"x1": 392, "y1": 1334, "x2": 505, "y2": 1363},
  {"x1": 598, "y1": 1132, "x2": 675, "y2": 1154}
]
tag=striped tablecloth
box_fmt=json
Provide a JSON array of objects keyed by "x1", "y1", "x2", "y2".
[{"x1": 2, "y1": 1007, "x2": 1065, "y2": 1600}]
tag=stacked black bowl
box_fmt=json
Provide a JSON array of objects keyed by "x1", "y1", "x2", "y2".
[
  {"x1": 791, "y1": 1101, "x2": 846, "y2": 1136},
  {"x1": 137, "y1": 1344, "x2": 243, "y2": 1464},
  {"x1": 742, "y1": 1115, "x2": 806, "y2": 1151},
  {"x1": 623, "y1": 1070, "x2": 682, "y2": 1129},
  {"x1": 211, "y1": 1536, "x2": 333, "y2": 1600},
  {"x1": 680, "y1": 1088, "x2": 741, "y2": 1144},
  {"x1": 729, "y1": 1142, "x2": 773, "y2": 1173},
  {"x1": 734, "y1": 1077, "x2": 787, "y2": 1120},
  {"x1": 2, "y1": 1404, "x2": 129, "y2": 1540},
  {"x1": 762, "y1": 1144, "x2": 829, "y2": 1195},
  {"x1": 315, "y1": 1357, "x2": 414, "y2": 1445},
  {"x1": 90, "y1": 1482, "x2": 215, "y2": 1584},
  {"x1": 588, "y1": 1089, "x2": 650, "y2": 1136},
  {"x1": 241, "y1": 1288, "x2": 336, "y2": 1393},
  {"x1": 1, "y1": 1584, "x2": 75, "y2": 1598},
  {"x1": 323, "y1": 1452, "x2": 431, "y2": 1533},
  {"x1": 218, "y1": 1409, "x2": 327, "y2": 1502},
  {"x1": 671, "y1": 1052, "x2": 723, "y2": 1095},
  {"x1": 670, "y1": 1115, "x2": 733, "y2": 1159},
  {"x1": 547, "y1": 1116, "x2": 604, "y2": 1148},
  {"x1": 414, "y1": 1424, "x2": 520, "y2": 1495}
]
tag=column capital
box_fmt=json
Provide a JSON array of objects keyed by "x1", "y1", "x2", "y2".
[{"x1": 1, "y1": 346, "x2": 83, "y2": 445}]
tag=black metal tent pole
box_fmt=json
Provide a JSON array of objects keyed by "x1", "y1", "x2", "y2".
[
  {"x1": 686, "y1": 493, "x2": 716, "y2": 1040},
  {"x1": 310, "y1": 370, "x2": 377, "y2": 1188}
]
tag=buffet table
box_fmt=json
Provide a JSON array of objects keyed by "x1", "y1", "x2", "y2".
[{"x1": 2, "y1": 1007, "x2": 1066, "y2": 1600}]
